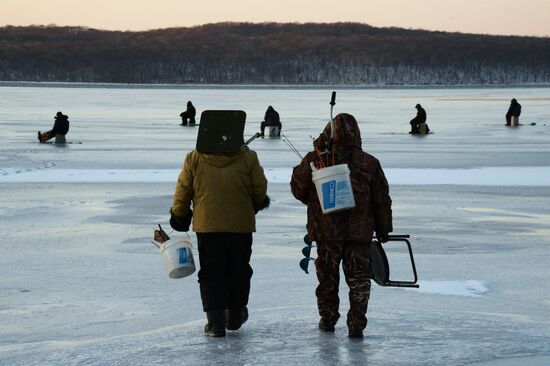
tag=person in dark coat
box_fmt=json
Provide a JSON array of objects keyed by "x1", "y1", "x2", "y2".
[
  {"x1": 260, "y1": 106, "x2": 282, "y2": 137},
  {"x1": 290, "y1": 113, "x2": 393, "y2": 338},
  {"x1": 38, "y1": 111, "x2": 70, "y2": 143},
  {"x1": 409, "y1": 104, "x2": 427, "y2": 134},
  {"x1": 505, "y1": 98, "x2": 522, "y2": 126},
  {"x1": 180, "y1": 101, "x2": 196, "y2": 126}
]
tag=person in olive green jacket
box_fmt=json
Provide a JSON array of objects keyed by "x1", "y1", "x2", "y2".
[{"x1": 170, "y1": 146, "x2": 269, "y2": 337}]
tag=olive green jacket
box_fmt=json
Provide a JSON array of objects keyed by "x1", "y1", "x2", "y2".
[{"x1": 172, "y1": 147, "x2": 268, "y2": 233}]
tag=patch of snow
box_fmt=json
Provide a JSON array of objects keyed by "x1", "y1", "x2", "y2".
[{"x1": 408, "y1": 280, "x2": 489, "y2": 297}]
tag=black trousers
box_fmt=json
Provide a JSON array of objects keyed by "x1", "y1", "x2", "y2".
[
  {"x1": 410, "y1": 119, "x2": 420, "y2": 133},
  {"x1": 180, "y1": 112, "x2": 196, "y2": 125},
  {"x1": 196, "y1": 232, "x2": 253, "y2": 312}
]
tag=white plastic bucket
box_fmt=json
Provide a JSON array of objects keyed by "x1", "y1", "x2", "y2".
[
  {"x1": 159, "y1": 237, "x2": 196, "y2": 279},
  {"x1": 55, "y1": 134, "x2": 66, "y2": 143},
  {"x1": 267, "y1": 126, "x2": 280, "y2": 138},
  {"x1": 312, "y1": 164, "x2": 355, "y2": 214},
  {"x1": 511, "y1": 116, "x2": 519, "y2": 126}
]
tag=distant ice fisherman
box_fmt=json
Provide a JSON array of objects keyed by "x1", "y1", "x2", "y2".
[
  {"x1": 180, "y1": 101, "x2": 196, "y2": 126},
  {"x1": 37, "y1": 111, "x2": 70, "y2": 143},
  {"x1": 505, "y1": 98, "x2": 521, "y2": 126},
  {"x1": 409, "y1": 103, "x2": 430, "y2": 134},
  {"x1": 260, "y1": 105, "x2": 282, "y2": 138}
]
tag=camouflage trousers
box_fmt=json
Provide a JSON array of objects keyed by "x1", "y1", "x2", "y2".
[{"x1": 315, "y1": 240, "x2": 372, "y2": 331}]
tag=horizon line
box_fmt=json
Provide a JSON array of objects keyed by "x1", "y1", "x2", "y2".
[{"x1": 1, "y1": 21, "x2": 548, "y2": 39}]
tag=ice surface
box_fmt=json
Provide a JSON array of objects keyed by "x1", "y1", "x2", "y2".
[
  {"x1": 2, "y1": 167, "x2": 550, "y2": 185},
  {"x1": 1, "y1": 85, "x2": 550, "y2": 365}
]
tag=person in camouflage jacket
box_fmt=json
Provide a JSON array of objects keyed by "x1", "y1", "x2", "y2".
[{"x1": 290, "y1": 113, "x2": 392, "y2": 338}]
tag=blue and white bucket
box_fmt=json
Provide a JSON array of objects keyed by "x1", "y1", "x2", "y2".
[
  {"x1": 160, "y1": 237, "x2": 196, "y2": 279},
  {"x1": 312, "y1": 164, "x2": 355, "y2": 214}
]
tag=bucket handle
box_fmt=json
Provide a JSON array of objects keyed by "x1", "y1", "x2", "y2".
[
  {"x1": 152, "y1": 232, "x2": 193, "y2": 250},
  {"x1": 185, "y1": 232, "x2": 193, "y2": 248}
]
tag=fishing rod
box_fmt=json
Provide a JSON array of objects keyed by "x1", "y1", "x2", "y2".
[
  {"x1": 243, "y1": 132, "x2": 261, "y2": 147},
  {"x1": 243, "y1": 128, "x2": 303, "y2": 160},
  {"x1": 283, "y1": 91, "x2": 337, "y2": 162},
  {"x1": 276, "y1": 91, "x2": 337, "y2": 162},
  {"x1": 325, "y1": 91, "x2": 336, "y2": 166},
  {"x1": 329, "y1": 91, "x2": 336, "y2": 143},
  {"x1": 281, "y1": 132, "x2": 303, "y2": 160}
]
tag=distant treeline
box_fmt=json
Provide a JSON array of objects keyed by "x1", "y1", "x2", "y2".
[{"x1": 1, "y1": 22, "x2": 550, "y2": 85}]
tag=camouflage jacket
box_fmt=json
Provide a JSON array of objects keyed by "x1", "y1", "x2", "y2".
[{"x1": 290, "y1": 113, "x2": 392, "y2": 242}]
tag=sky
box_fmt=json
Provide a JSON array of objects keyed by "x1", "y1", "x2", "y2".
[{"x1": 1, "y1": 0, "x2": 549, "y2": 37}]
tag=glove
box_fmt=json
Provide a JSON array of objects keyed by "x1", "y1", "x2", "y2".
[
  {"x1": 254, "y1": 195, "x2": 270, "y2": 214},
  {"x1": 377, "y1": 233, "x2": 389, "y2": 243},
  {"x1": 170, "y1": 208, "x2": 192, "y2": 232}
]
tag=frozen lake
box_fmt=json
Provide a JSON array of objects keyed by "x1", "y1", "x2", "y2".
[
  {"x1": 2, "y1": 85, "x2": 550, "y2": 171},
  {"x1": 1, "y1": 85, "x2": 550, "y2": 365}
]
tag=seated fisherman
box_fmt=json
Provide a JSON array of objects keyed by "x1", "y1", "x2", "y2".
[
  {"x1": 505, "y1": 98, "x2": 521, "y2": 126},
  {"x1": 180, "y1": 101, "x2": 196, "y2": 126},
  {"x1": 38, "y1": 111, "x2": 70, "y2": 143},
  {"x1": 260, "y1": 106, "x2": 282, "y2": 137},
  {"x1": 409, "y1": 104, "x2": 427, "y2": 134}
]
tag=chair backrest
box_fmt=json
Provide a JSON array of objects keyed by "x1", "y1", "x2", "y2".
[
  {"x1": 369, "y1": 240, "x2": 390, "y2": 286},
  {"x1": 369, "y1": 235, "x2": 419, "y2": 288},
  {"x1": 196, "y1": 110, "x2": 246, "y2": 153}
]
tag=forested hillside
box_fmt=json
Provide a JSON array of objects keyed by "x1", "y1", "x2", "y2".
[{"x1": 1, "y1": 22, "x2": 550, "y2": 85}]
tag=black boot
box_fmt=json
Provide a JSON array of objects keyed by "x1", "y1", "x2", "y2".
[
  {"x1": 318, "y1": 319, "x2": 335, "y2": 332},
  {"x1": 348, "y1": 328, "x2": 363, "y2": 338},
  {"x1": 226, "y1": 307, "x2": 248, "y2": 331},
  {"x1": 204, "y1": 309, "x2": 226, "y2": 337},
  {"x1": 348, "y1": 328, "x2": 364, "y2": 338}
]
